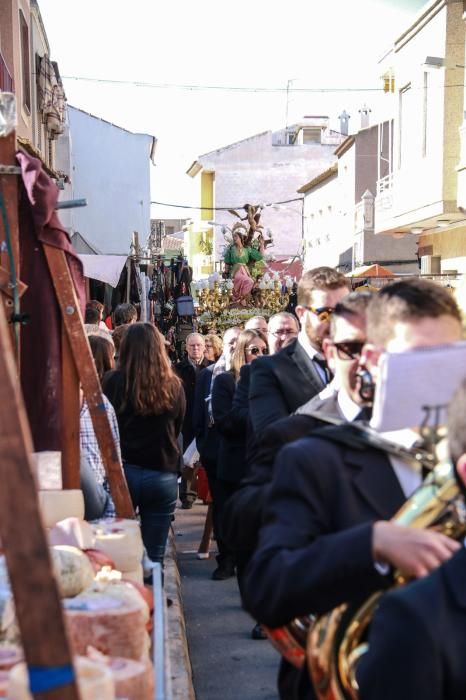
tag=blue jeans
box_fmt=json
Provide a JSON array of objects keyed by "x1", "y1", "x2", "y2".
[{"x1": 123, "y1": 464, "x2": 178, "y2": 565}]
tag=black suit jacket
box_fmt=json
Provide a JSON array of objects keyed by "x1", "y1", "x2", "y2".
[
  {"x1": 232, "y1": 364, "x2": 258, "y2": 466},
  {"x1": 249, "y1": 338, "x2": 326, "y2": 437},
  {"x1": 175, "y1": 357, "x2": 211, "y2": 447},
  {"x1": 242, "y1": 432, "x2": 406, "y2": 628},
  {"x1": 192, "y1": 364, "x2": 219, "y2": 467},
  {"x1": 223, "y1": 392, "x2": 342, "y2": 552},
  {"x1": 211, "y1": 371, "x2": 248, "y2": 483},
  {"x1": 358, "y1": 547, "x2": 466, "y2": 700}
]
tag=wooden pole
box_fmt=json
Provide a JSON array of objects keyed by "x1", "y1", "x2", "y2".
[
  {"x1": 43, "y1": 243, "x2": 134, "y2": 518},
  {"x1": 61, "y1": 324, "x2": 80, "y2": 489},
  {"x1": 0, "y1": 295, "x2": 81, "y2": 700}
]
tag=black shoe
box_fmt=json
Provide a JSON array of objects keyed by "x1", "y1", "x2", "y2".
[
  {"x1": 181, "y1": 501, "x2": 193, "y2": 510},
  {"x1": 251, "y1": 623, "x2": 267, "y2": 640},
  {"x1": 211, "y1": 564, "x2": 235, "y2": 580}
]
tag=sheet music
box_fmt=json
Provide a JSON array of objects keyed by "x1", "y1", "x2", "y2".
[{"x1": 370, "y1": 341, "x2": 466, "y2": 432}]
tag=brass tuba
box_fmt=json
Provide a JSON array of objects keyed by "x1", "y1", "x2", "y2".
[{"x1": 306, "y1": 456, "x2": 466, "y2": 700}]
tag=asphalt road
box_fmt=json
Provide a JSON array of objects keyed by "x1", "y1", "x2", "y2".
[{"x1": 175, "y1": 501, "x2": 279, "y2": 700}]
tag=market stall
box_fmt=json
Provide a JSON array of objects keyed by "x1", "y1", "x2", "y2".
[{"x1": 0, "y1": 113, "x2": 163, "y2": 699}]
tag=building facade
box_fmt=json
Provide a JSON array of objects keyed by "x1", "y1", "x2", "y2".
[
  {"x1": 301, "y1": 123, "x2": 417, "y2": 273},
  {"x1": 0, "y1": 0, "x2": 33, "y2": 142},
  {"x1": 56, "y1": 106, "x2": 156, "y2": 255},
  {"x1": 186, "y1": 117, "x2": 344, "y2": 277},
  {"x1": 374, "y1": 0, "x2": 466, "y2": 274}
]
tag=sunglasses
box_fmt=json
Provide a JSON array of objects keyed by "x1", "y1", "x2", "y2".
[
  {"x1": 246, "y1": 345, "x2": 267, "y2": 356},
  {"x1": 305, "y1": 306, "x2": 335, "y2": 322},
  {"x1": 333, "y1": 341, "x2": 365, "y2": 361}
]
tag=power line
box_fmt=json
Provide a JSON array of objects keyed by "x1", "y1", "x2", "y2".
[
  {"x1": 62, "y1": 75, "x2": 385, "y2": 93},
  {"x1": 150, "y1": 198, "x2": 304, "y2": 211}
]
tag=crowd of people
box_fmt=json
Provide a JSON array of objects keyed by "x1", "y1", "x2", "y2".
[{"x1": 82, "y1": 267, "x2": 466, "y2": 700}]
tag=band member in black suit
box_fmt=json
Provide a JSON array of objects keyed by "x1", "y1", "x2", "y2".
[
  {"x1": 242, "y1": 278, "x2": 463, "y2": 700},
  {"x1": 357, "y1": 378, "x2": 466, "y2": 700},
  {"x1": 224, "y1": 291, "x2": 372, "y2": 557},
  {"x1": 249, "y1": 267, "x2": 350, "y2": 437}
]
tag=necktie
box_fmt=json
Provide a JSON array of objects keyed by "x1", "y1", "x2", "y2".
[
  {"x1": 355, "y1": 406, "x2": 372, "y2": 422},
  {"x1": 314, "y1": 354, "x2": 332, "y2": 384}
]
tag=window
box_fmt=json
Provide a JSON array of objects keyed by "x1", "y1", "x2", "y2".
[
  {"x1": 19, "y1": 10, "x2": 31, "y2": 113},
  {"x1": 0, "y1": 51, "x2": 14, "y2": 92},
  {"x1": 398, "y1": 83, "x2": 413, "y2": 168},
  {"x1": 302, "y1": 127, "x2": 322, "y2": 144}
]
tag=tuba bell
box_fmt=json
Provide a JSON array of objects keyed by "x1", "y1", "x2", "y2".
[{"x1": 306, "y1": 455, "x2": 466, "y2": 700}]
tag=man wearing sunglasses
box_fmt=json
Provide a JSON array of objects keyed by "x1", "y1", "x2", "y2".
[
  {"x1": 243, "y1": 278, "x2": 463, "y2": 700},
  {"x1": 249, "y1": 267, "x2": 350, "y2": 437},
  {"x1": 224, "y1": 293, "x2": 372, "y2": 603}
]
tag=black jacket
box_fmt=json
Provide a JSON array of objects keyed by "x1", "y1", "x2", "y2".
[
  {"x1": 192, "y1": 364, "x2": 218, "y2": 466},
  {"x1": 211, "y1": 371, "x2": 248, "y2": 483},
  {"x1": 223, "y1": 392, "x2": 342, "y2": 552},
  {"x1": 358, "y1": 548, "x2": 466, "y2": 700},
  {"x1": 175, "y1": 357, "x2": 211, "y2": 447},
  {"x1": 232, "y1": 364, "x2": 258, "y2": 466},
  {"x1": 242, "y1": 432, "x2": 405, "y2": 627},
  {"x1": 103, "y1": 370, "x2": 185, "y2": 471},
  {"x1": 249, "y1": 338, "x2": 326, "y2": 437},
  {"x1": 242, "y1": 431, "x2": 406, "y2": 700}
]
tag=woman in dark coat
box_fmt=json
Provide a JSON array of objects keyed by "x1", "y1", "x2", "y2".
[
  {"x1": 103, "y1": 323, "x2": 185, "y2": 567},
  {"x1": 210, "y1": 328, "x2": 267, "y2": 580}
]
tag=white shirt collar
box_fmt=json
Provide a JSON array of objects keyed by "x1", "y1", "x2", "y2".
[
  {"x1": 337, "y1": 390, "x2": 363, "y2": 422},
  {"x1": 297, "y1": 329, "x2": 319, "y2": 360},
  {"x1": 379, "y1": 429, "x2": 423, "y2": 498}
]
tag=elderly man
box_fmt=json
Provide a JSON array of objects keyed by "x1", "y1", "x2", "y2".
[
  {"x1": 267, "y1": 312, "x2": 299, "y2": 355},
  {"x1": 245, "y1": 315, "x2": 268, "y2": 335},
  {"x1": 175, "y1": 333, "x2": 211, "y2": 508}
]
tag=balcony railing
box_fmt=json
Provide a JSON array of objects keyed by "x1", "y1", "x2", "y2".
[
  {"x1": 0, "y1": 52, "x2": 14, "y2": 93},
  {"x1": 375, "y1": 173, "x2": 393, "y2": 211}
]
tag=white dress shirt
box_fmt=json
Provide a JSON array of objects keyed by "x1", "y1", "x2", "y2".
[
  {"x1": 380, "y1": 429, "x2": 423, "y2": 498},
  {"x1": 297, "y1": 330, "x2": 328, "y2": 384}
]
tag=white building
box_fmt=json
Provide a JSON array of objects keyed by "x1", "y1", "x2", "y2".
[
  {"x1": 301, "y1": 122, "x2": 417, "y2": 273},
  {"x1": 375, "y1": 0, "x2": 466, "y2": 274},
  {"x1": 56, "y1": 106, "x2": 156, "y2": 255},
  {"x1": 186, "y1": 116, "x2": 345, "y2": 264}
]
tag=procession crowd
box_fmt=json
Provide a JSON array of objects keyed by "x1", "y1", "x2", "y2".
[{"x1": 83, "y1": 267, "x2": 466, "y2": 700}]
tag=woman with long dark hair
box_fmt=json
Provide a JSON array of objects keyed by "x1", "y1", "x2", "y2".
[{"x1": 103, "y1": 323, "x2": 185, "y2": 567}]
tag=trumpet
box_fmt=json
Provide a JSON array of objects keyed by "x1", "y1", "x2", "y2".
[{"x1": 306, "y1": 455, "x2": 466, "y2": 700}]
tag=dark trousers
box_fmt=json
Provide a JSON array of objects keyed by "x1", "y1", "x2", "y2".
[
  {"x1": 214, "y1": 477, "x2": 240, "y2": 567},
  {"x1": 200, "y1": 459, "x2": 233, "y2": 566},
  {"x1": 179, "y1": 472, "x2": 197, "y2": 505},
  {"x1": 124, "y1": 464, "x2": 178, "y2": 565}
]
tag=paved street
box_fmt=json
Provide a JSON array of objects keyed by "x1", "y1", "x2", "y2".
[{"x1": 174, "y1": 502, "x2": 279, "y2": 700}]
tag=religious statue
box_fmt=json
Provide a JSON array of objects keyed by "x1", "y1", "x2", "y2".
[{"x1": 223, "y1": 222, "x2": 264, "y2": 303}]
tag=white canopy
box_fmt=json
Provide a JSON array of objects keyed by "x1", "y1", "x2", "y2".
[{"x1": 78, "y1": 254, "x2": 128, "y2": 288}]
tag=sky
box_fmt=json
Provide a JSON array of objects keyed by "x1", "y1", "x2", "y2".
[{"x1": 37, "y1": 0, "x2": 426, "y2": 225}]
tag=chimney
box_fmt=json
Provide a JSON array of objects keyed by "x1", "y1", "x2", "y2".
[
  {"x1": 338, "y1": 110, "x2": 350, "y2": 136},
  {"x1": 359, "y1": 104, "x2": 371, "y2": 129}
]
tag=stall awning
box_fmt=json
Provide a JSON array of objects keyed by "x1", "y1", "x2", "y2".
[
  {"x1": 346, "y1": 264, "x2": 394, "y2": 278},
  {"x1": 78, "y1": 254, "x2": 128, "y2": 287}
]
